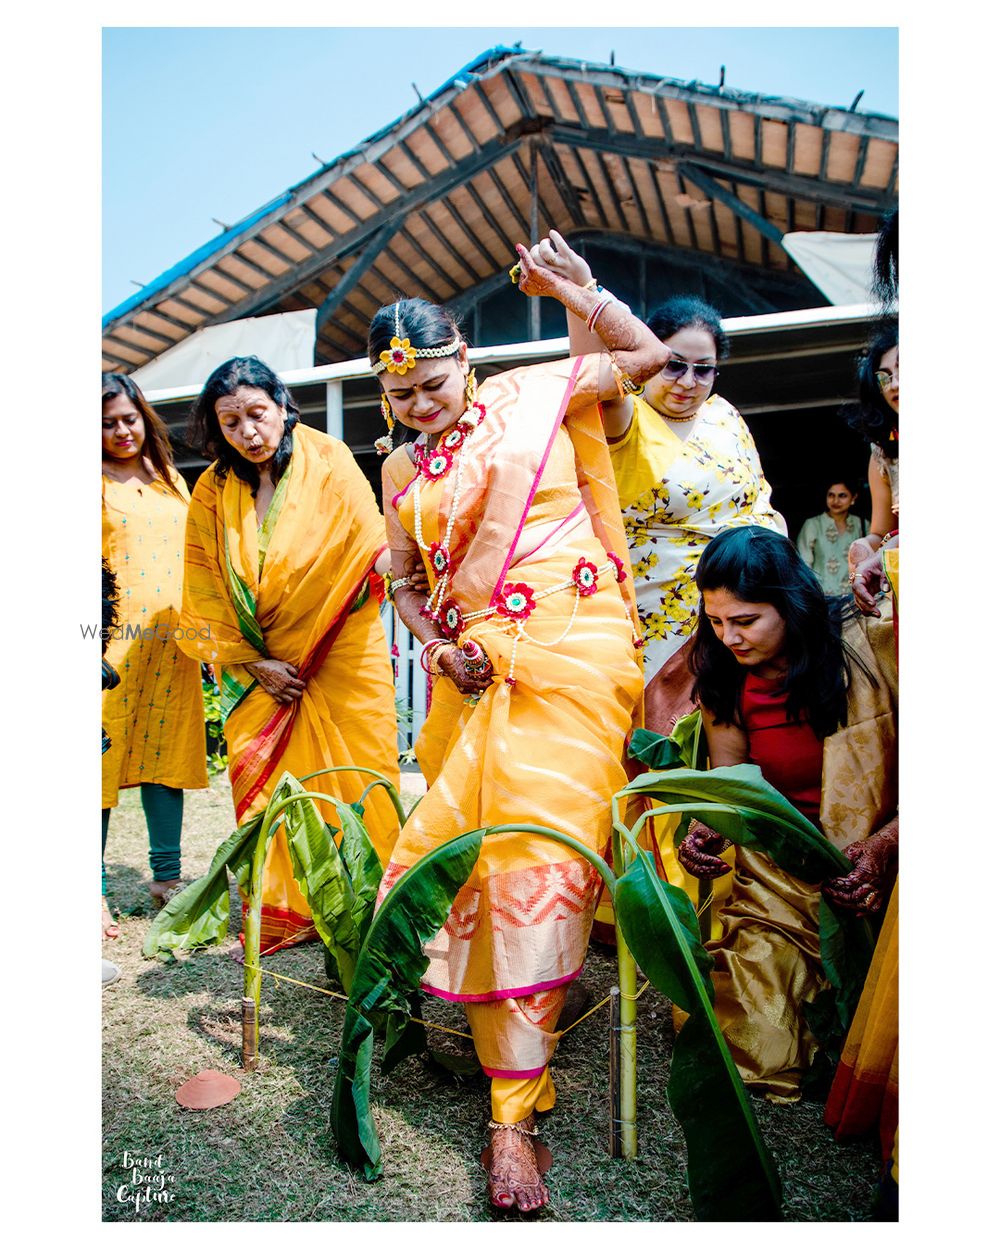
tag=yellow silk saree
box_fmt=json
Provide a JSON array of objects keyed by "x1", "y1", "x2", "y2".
[
  {"x1": 381, "y1": 357, "x2": 643, "y2": 1102},
  {"x1": 180, "y1": 423, "x2": 400, "y2": 950}
]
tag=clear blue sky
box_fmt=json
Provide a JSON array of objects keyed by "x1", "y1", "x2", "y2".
[{"x1": 102, "y1": 26, "x2": 898, "y2": 313}]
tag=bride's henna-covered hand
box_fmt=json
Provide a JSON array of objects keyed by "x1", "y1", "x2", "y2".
[
  {"x1": 823, "y1": 818, "x2": 898, "y2": 913},
  {"x1": 678, "y1": 818, "x2": 734, "y2": 879}
]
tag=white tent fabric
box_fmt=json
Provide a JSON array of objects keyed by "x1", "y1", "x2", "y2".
[
  {"x1": 781, "y1": 232, "x2": 877, "y2": 306},
  {"x1": 131, "y1": 309, "x2": 317, "y2": 390}
]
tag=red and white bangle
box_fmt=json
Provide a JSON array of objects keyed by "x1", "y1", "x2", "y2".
[
  {"x1": 419, "y1": 638, "x2": 453, "y2": 676},
  {"x1": 587, "y1": 295, "x2": 614, "y2": 333}
]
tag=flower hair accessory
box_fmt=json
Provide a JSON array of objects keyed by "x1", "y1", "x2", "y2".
[{"x1": 372, "y1": 302, "x2": 464, "y2": 376}]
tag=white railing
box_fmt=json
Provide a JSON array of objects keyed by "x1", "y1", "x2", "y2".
[{"x1": 380, "y1": 599, "x2": 428, "y2": 752}]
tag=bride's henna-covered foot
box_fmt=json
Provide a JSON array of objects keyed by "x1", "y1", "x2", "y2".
[{"x1": 485, "y1": 1115, "x2": 550, "y2": 1213}]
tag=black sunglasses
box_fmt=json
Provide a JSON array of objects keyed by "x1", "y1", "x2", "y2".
[{"x1": 662, "y1": 354, "x2": 718, "y2": 384}]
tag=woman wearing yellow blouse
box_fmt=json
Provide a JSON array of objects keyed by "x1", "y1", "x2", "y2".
[
  {"x1": 102, "y1": 374, "x2": 208, "y2": 937},
  {"x1": 529, "y1": 233, "x2": 785, "y2": 918}
]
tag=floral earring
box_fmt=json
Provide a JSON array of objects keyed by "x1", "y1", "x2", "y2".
[
  {"x1": 374, "y1": 393, "x2": 395, "y2": 455},
  {"x1": 464, "y1": 368, "x2": 478, "y2": 410}
]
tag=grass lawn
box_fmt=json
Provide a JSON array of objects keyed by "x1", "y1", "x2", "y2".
[{"x1": 102, "y1": 773, "x2": 882, "y2": 1222}]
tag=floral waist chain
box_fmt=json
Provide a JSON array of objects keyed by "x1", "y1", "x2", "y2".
[{"x1": 422, "y1": 551, "x2": 641, "y2": 687}]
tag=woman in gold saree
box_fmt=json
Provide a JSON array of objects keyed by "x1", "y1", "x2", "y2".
[
  {"x1": 678, "y1": 528, "x2": 898, "y2": 1103},
  {"x1": 180, "y1": 356, "x2": 399, "y2": 953},
  {"x1": 374, "y1": 254, "x2": 667, "y2": 1211}
]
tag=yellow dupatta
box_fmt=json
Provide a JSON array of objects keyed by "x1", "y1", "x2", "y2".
[{"x1": 180, "y1": 423, "x2": 393, "y2": 822}]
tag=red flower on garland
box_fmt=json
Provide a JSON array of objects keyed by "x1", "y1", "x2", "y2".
[
  {"x1": 420, "y1": 447, "x2": 453, "y2": 481},
  {"x1": 440, "y1": 598, "x2": 465, "y2": 640},
  {"x1": 441, "y1": 426, "x2": 467, "y2": 451},
  {"x1": 428, "y1": 542, "x2": 451, "y2": 577},
  {"x1": 607, "y1": 551, "x2": 628, "y2": 583},
  {"x1": 572, "y1": 558, "x2": 599, "y2": 597},
  {"x1": 496, "y1": 582, "x2": 536, "y2": 621}
]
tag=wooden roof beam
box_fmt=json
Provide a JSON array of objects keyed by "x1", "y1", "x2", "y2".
[
  {"x1": 315, "y1": 221, "x2": 401, "y2": 335},
  {"x1": 202, "y1": 134, "x2": 522, "y2": 325},
  {"x1": 677, "y1": 163, "x2": 786, "y2": 243}
]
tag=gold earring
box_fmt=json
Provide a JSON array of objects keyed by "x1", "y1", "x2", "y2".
[
  {"x1": 464, "y1": 368, "x2": 478, "y2": 409},
  {"x1": 380, "y1": 394, "x2": 395, "y2": 432}
]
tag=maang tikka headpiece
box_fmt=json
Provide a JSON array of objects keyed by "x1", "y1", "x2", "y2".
[{"x1": 372, "y1": 301, "x2": 463, "y2": 376}]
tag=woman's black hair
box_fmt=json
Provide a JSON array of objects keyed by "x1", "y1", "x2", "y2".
[
  {"x1": 187, "y1": 356, "x2": 299, "y2": 494},
  {"x1": 368, "y1": 298, "x2": 467, "y2": 450},
  {"x1": 690, "y1": 526, "x2": 852, "y2": 739},
  {"x1": 645, "y1": 296, "x2": 730, "y2": 360},
  {"x1": 841, "y1": 319, "x2": 898, "y2": 460},
  {"x1": 872, "y1": 208, "x2": 898, "y2": 309},
  {"x1": 102, "y1": 372, "x2": 185, "y2": 499}
]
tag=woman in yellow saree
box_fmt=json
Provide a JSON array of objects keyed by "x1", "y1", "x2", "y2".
[
  {"x1": 180, "y1": 356, "x2": 399, "y2": 953},
  {"x1": 374, "y1": 255, "x2": 667, "y2": 1211}
]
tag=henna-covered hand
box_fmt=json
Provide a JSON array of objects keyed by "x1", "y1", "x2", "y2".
[
  {"x1": 822, "y1": 819, "x2": 899, "y2": 913},
  {"x1": 677, "y1": 818, "x2": 734, "y2": 879},
  {"x1": 436, "y1": 643, "x2": 494, "y2": 696},
  {"x1": 247, "y1": 657, "x2": 306, "y2": 704},
  {"x1": 849, "y1": 543, "x2": 888, "y2": 617}
]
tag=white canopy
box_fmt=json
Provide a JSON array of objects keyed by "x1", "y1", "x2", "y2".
[
  {"x1": 781, "y1": 232, "x2": 878, "y2": 306},
  {"x1": 131, "y1": 309, "x2": 317, "y2": 390}
]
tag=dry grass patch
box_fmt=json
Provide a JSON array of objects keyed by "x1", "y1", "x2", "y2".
[{"x1": 103, "y1": 775, "x2": 881, "y2": 1222}]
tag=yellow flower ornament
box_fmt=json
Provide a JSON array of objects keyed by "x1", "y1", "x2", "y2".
[{"x1": 379, "y1": 336, "x2": 418, "y2": 375}]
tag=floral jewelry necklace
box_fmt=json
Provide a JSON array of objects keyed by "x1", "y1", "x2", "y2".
[{"x1": 412, "y1": 401, "x2": 486, "y2": 628}]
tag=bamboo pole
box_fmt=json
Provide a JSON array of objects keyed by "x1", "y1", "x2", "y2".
[
  {"x1": 612, "y1": 824, "x2": 639, "y2": 1159},
  {"x1": 609, "y1": 986, "x2": 623, "y2": 1158},
  {"x1": 241, "y1": 818, "x2": 270, "y2": 1070}
]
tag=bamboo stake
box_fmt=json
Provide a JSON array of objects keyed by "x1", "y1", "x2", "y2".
[
  {"x1": 241, "y1": 817, "x2": 270, "y2": 1070},
  {"x1": 612, "y1": 824, "x2": 639, "y2": 1159},
  {"x1": 240, "y1": 996, "x2": 258, "y2": 1071},
  {"x1": 609, "y1": 986, "x2": 623, "y2": 1158}
]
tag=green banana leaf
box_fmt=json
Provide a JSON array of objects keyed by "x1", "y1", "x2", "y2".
[
  {"x1": 277, "y1": 773, "x2": 363, "y2": 991},
  {"x1": 331, "y1": 829, "x2": 483, "y2": 1179},
  {"x1": 620, "y1": 764, "x2": 850, "y2": 882},
  {"x1": 615, "y1": 848, "x2": 782, "y2": 1220},
  {"x1": 628, "y1": 710, "x2": 706, "y2": 771},
  {"x1": 335, "y1": 801, "x2": 384, "y2": 947},
  {"x1": 618, "y1": 764, "x2": 874, "y2": 1070},
  {"x1": 141, "y1": 812, "x2": 264, "y2": 960}
]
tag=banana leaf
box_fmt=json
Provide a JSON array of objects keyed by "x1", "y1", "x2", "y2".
[
  {"x1": 620, "y1": 764, "x2": 850, "y2": 881},
  {"x1": 628, "y1": 709, "x2": 706, "y2": 771},
  {"x1": 618, "y1": 765, "x2": 874, "y2": 1072},
  {"x1": 335, "y1": 801, "x2": 384, "y2": 947},
  {"x1": 141, "y1": 812, "x2": 264, "y2": 960},
  {"x1": 278, "y1": 773, "x2": 363, "y2": 992},
  {"x1": 615, "y1": 847, "x2": 782, "y2": 1220},
  {"x1": 331, "y1": 829, "x2": 483, "y2": 1179}
]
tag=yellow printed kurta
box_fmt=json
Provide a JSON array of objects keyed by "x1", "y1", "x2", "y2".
[
  {"x1": 607, "y1": 392, "x2": 785, "y2": 929},
  {"x1": 102, "y1": 472, "x2": 208, "y2": 808},
  {"x1": 381, "y1": 357, "x2": 643, "y2": 1084},
  {"x1": 180, "y1": 424, "x2": 400, "y2": 950},
  {"x1": 609, "y1": 392, "x2": 785, "y2": 687}
]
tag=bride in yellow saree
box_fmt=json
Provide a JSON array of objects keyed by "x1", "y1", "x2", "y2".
[{"x1": 372, "y1": 254, "x2": 669, "y2": 1211}]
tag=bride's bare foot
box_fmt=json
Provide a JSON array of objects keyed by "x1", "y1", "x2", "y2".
[{"x1": 485, "y1": 1115, "x2": 549, "y2": 1212}]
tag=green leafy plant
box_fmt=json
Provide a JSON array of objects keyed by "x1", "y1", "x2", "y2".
[{"x1": 202, "y1": 670, "x2": 228, "y2": 775}]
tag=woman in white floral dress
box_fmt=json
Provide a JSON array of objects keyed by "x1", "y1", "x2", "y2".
[
  {"x1": 529, "y1": 232, "x2": 786, "y2": 731},
  {"x1": 526, "y1": 232, "x2": 786, "y2": 919}
]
